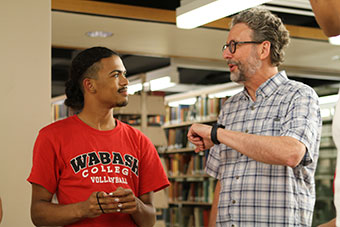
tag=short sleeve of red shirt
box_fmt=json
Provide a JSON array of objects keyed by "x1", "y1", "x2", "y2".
[{"x1": 28, "y1": 128, "x2": 61, "y2": 194}]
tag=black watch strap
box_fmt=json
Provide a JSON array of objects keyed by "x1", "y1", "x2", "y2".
[{"x1": 211, "y1": 123, "x2": 225, "y2": 145}]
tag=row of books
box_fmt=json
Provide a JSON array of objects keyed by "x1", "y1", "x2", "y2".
[
  {"x1": 164, "y1": 206, "x2": 211, "y2": 227},
  {"x1": 166, "y1": 127, "x2": 189, "y2": 150},
  {"x1": 52, "y1": 102, "x2": 75, "y2": 121},
  {"x1": 165, "y1": 151, "x2": 209, "y2": 177},
  {"x1": 148, "y1": 115, "x2": 165, "y2": 126},
  {"x1": 165, "y1": 96, "x2": 228, "y2": 125},
  {"x1": 168, "y1": 179, "x2": 216, "y2": 204}
]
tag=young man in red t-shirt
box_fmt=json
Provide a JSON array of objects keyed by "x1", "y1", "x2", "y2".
[{"x1": 27, "y1": 47, "x2": 170, "y2": 227}]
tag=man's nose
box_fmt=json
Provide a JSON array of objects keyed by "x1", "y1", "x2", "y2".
[
  {"x1": 119, "y1": 74, "x2": 129, "y2": 85},
  {"x1": 222, "y1": 48, "x2": 233, "y2": 59}
]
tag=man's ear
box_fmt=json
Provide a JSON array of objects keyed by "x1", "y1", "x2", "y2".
[
  {"x1": 259, "y1": 41, "x2": 271, "y2": 60},
  {"x1": 83, "y1": 78, "x2": 96, "y2": 93}
]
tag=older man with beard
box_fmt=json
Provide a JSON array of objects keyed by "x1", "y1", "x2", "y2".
[{"x1": 187, "y1": 8, "x2": 322, "y2": 227}]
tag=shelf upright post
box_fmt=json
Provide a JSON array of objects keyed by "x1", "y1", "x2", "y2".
[{"x1": 140, "y1": 73, "x2": 147, "y2": 133}]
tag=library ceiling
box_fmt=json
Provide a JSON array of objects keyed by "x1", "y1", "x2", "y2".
[{"x1": 51, "y1": 0, "x2": 340, "y2": 97}]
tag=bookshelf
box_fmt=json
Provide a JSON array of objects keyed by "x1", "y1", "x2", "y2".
[
  {"x1": 51, "y1": 94, "x2": 70, "y2": 122},
  {"x1": 161, "y1": 94, "x2": 228, "y2": 227},
  {"x1": 312, "y1": 102, "x2": 337, "y2": 226},
  {"x1": 113, "y1": 94, "x2": 167, "y2": 147}
]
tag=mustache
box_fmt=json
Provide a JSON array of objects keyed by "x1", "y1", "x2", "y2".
[
  {"x1": 226, "y1": 59, "x2": 239, "y2": 65},
  {"x1": 118, "y1": 87, "x2": 128, "y2": 93}
]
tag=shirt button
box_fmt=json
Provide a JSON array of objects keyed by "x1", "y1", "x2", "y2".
[
  {"x1": 232, "y1": 200, "x2": 236, "y2": 204},
  {"x1": 236, "y1": 176, "x2": 240, "y2": 180},
  {"x1": 245, "y1": 129, "x2": 249, "y2": 133},
  {"x1": 250, "y1": 106, "x2": 255, "y2": 110},
  {"x1": 231, "y1": 225, "x2": 236, "y2": 227}
]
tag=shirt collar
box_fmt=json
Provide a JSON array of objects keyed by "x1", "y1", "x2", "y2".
[
  {"x1": 236, "y1": 71, "x2": 288, "y2": 101},
  {"x1": 256, "y1": 70, "x2": 288, "y2": 98}
]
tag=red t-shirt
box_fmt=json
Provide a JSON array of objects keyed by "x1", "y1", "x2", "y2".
[{"x1": 27, "y1": 115, "x2": 170, "y2": 227}]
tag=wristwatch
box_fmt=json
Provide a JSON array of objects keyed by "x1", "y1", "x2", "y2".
[{"x1": 211, "y1": 123, "x2": 225, "y2": 145}]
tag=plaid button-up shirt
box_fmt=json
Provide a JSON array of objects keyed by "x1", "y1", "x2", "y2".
[{"x1": 206, "y1": 71, "x2": 322, "y2": 227}]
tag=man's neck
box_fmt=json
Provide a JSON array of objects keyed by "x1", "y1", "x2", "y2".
[
  {"x1": 77, "y1": 107, "x2": 116, "y2": 131},
  {"x1": 244, "y1": 67, "x2": 278, "y2": 101}
]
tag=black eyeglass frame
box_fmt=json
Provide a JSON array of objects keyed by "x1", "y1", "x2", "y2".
[{"x1": 222, "y1": 40, "x2": 263, "y2": 54}]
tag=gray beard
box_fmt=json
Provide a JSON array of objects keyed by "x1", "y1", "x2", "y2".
[
  {"x1": 230, "y1": 70, "x2": 246, "y2": 83},
  {"x1": 229, "y1": 51, "x2": 261, "y2": 83}
]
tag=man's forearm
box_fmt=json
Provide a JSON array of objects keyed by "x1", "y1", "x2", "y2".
[
  {"x1": 31, "y1": 200, "x2": 85, "y2": 226},
  {"x1": 217, "y1": 129, "x2": 306, "y2": 168},
  {"x1": 131, "y1": 197, "x2": 156, "y2": 227}
]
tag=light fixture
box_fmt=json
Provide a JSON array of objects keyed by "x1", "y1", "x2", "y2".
[
  {"x1": 128, "y1": 76, "x2": 176, "y2": 94},
  {"x1": 332, "y1": 55, "x2": 340, "y2": 61},
  {"x1": 319, "y1": 93, "x2": 338, "y2": 119},
  {"x1": 319, "y1": 94, "x2": 339, "y2": 105},
  {"x1": 168, "y1": 98, "x2": 197, "y2": 107},
  {"x1": 85, "y1": 31, "x2": 113, "y2": 38},
  {"x1": 329, "y1": 35, "x2": 340, "y2": 46},
  {"x1": 127, "y1": 83, "x2": 143, "y2": 95},
  {"x1": 150, "y1": 76, "x2": 176, "y2": 91},
  {"x1": 176, "y1": 0, "x2": 272, "y2": 29},
  {"x1": 127, "y1": 66, "x2": 179, "y2": 95},
  {"x1": 208, "y1": 87, "x2": 243, "y2": 98}
]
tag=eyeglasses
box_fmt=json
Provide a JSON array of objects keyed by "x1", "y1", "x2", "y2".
[{"x1": 222, "y1": 40, "x2": 263, "y2": 54}]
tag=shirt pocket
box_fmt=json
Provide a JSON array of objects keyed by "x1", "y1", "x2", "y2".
[{"x1": 260, "y1": 115, "x2": 282, "y2": 136}]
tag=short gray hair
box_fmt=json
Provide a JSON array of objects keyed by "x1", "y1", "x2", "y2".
[{"x1": 231, "y1": 7, "x2": 290, "y2": 66}]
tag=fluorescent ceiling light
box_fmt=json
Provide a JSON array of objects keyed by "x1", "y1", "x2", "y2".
[
  {"x1": 127, "y1": 76, "x2": 176, "y2": 94},
  {"x1": 127, "y1": 66, "x2": 179, "y2": 94},
  {"x1": 150, "y1": 76, "x2": 176, "y2": 91},
  {"x1": 168, "y1": 98, "x2": 197, "y2": 107},
  {"x1": 319, "y1": 94, "x2": 339, "y2": 105},
  {"x1": 86, "y1": 31, "x2": 113, "y2": 38},
  {"x1": 176, "y1": 0, "x2": 272, "y2": 29},
  {"x1": 128, "y1": 83, "x2": 143, "y2": 95},
  {"x1": 329, "y1": 35, "x2": 340, "y2": 46},
  {"x1": 208, "y1": 87, "x2": 243, "y2": 98}
]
